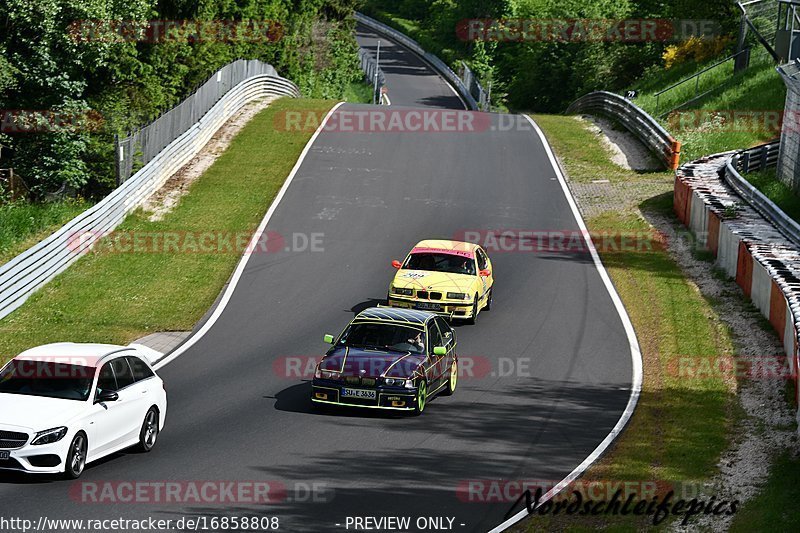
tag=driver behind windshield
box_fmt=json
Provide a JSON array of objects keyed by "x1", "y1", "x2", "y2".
[
  {"x1": 340, "y1": 324, "x2": 427, "y2": 354},
  {"x1": 405, "y1": 253, "x2": 475, "y2": 276}
]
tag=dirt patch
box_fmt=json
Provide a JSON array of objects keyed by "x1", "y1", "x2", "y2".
[
  {"x1": 579, "y1": 115, "x2": 661, "y2": 171},
  {"x1": 141, "y1": 96, "x2": 279, "y2": 221}
]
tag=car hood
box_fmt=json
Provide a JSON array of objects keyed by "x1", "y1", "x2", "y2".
[
  {"x1": 320, "y1": 346, "x2": 425, "y2": 378},
  {"x1": 392, "y1": 269, "x2": 476, "y2": 294},
  {"x1": 0, "y1": 392, "x2": 87, "y2": 432}
]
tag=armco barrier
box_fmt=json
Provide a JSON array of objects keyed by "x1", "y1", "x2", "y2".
[
  {"x1": 0, "y1": 64, "x2": 299, "y2": 321},
  {"x1": 354, "y1": 12, "x2": 480, "y2": 110},
  {"x1": 566, "y1": 91, "x2": 682, "y2": 170},
  {"x1": 675, "y1": 152, "x2": 800, "y2": 415}
]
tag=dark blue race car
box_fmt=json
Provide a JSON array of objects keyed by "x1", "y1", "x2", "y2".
[{"x1": 311, "y1": 307, "x2": 458, "y2": 415}]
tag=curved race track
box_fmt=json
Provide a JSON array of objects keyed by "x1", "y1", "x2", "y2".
[{"x1": 0, "y1": 25, "x2": 638, "y2": 533}]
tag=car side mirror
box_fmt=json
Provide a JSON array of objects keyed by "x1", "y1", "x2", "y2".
[
  {"x1": 323, "y1": 334, "x2": 335, "y2": 344},
  {"x1": 479, "y1": 269, "x2": 491, "y2": 277},
  {"x1": 433, "y1": 346, "x2": 447, "y2": 356},
  {"x1": 95, "y1": 389, "x2": 118, "y2": 403},
  {"x1": 391, "y1": 260, "x2": 402, "y2": 269}
]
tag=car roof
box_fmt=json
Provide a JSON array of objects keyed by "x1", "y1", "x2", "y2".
[
  {"x1": 13, "y1": 342, "x2": 133, "y2": 367},
  {"x1": 354, "y1": 307, "x2": 435, "y2": 325},
  {"x1": 412, "y1": 239, "x2": 480, "y2": 253}
]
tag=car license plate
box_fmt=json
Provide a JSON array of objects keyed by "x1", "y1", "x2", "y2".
[
  {"x1": 416, "y1": 302, "x2": 442, "y2": 311},
  {"x1": 341, "y1": 388, "x2": 376, "y2": 400},
  {"x1": 0, "y1": 451, "x2": 9, "y2": 460}
]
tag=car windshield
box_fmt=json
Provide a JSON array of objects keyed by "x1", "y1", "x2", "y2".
[
  {"x1": 0, "y1": 360, "x2": 95, "y2": 401},
  {"x1": 339, "y1": 323, "x2": 426, "y2": 354},
  {"x1": 403, "y1": 253, "x2": 475, "y2": 275}
]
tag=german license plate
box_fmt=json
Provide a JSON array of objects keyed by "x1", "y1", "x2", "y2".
[
  {"x1": 0, "y1": 451, "x2": 9, "y2": 460},
  {"x1": 416, "y1": 302, "x2": 442, "y2": 311},
  {"x1": 341, "y1": 388, "x2": 376, "y2": 400}
]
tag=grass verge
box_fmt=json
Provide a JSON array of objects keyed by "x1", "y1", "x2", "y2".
[
  {"x1": 0, "y1": 199, "x2": 92, "y2": 264},
  {"x1": 0, "y1": 97, "x2": 335, "y2": 362},
  {"x1": 512, "y1": 115, "x2": 736, "y2": 530},
  {"x1": 343, "y1": 81, "x2": 375, "y2": 104},
  {"x1": 744, "y1": 167, "x2": 800, "y2": 223}
]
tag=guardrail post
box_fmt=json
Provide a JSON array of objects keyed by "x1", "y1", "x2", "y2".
[
  {"x1": 742, "y1": 151, "x2": 751, "y2": 172},
  {"x1": 670, "y1": 139, "x2": 682, "y2": 170}
]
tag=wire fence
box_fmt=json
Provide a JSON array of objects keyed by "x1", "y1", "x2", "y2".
[
  {"x1": 0, "y1": 63, "x2": 299, "y2": 321},
  {"x1": 115, "y1": 60, "x2": 296, "y2": 184}
]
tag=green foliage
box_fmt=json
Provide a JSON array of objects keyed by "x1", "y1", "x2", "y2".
[
  {"x1": 362, "y1": 0, "x2": 740, "y2": 112},
  {"x1": 0, "y1": 0, "x2": 360, "y2": 197}
]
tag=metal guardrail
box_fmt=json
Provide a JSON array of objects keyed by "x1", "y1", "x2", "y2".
[
  {"x1": 354, "y1": 12, "x2": 481, "y2": 110},
  {"x1": 0, "y1": 65, "x2": 299, "y2": 321},
  {"x1": 358, "y1": 48, "x2": 386, "y2": 104},
  {"x1": 722, "y1": 140, "x2": 800, "y2": 246},
  {"x1": 566, "y1": 91, "x2": 682, "y2": 169}
]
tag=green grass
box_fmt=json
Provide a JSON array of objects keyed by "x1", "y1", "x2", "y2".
[
  {"x1": 745, "y1": 168, "x2": 800, "y2": 223},
  {"x1": 516, "y1": 115, "x2": 735, "y2": 531},
  {"x1": 635, "y1": 49, "x2": 785, "y2": 163},
  {"x1": 532, "y1": 114, "x2": 668, "y2": 182},
  {"x1": 0, "y1": 97, "x2": 335, "y2": 362},
  {"x1": 0, "y1": 199, "x2": 92, "y2": 264},
  {"x1": 343, "y1": 80, "x2": 375, "y2": 104},
  {"x1": 729, "y1": 453, "x2": 800, "y2": 532}
]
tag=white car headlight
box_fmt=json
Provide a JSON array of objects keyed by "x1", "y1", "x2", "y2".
[
  {"x1": 447, "y1": 292, "x2": 467, "y2": 300},
  {"x1": 31, "y1": 427, "x2": 68, "y2": 446}
]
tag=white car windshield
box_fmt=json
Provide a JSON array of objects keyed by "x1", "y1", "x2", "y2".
[{"x1": 0, "y1": 360, "x2": 95, "y2": 401}]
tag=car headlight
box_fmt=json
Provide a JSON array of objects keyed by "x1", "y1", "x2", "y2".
[
  {"x1": 31, "y1": 427, "x2": 68, "y2": 446},
  {"x1": 315, "y1": 367, "x2": 340, "y2": 380},
  {"x1": 447, "y1": 292, "x2": 467, "y2": 300},
  {"x1": 393, "y1": 286, "x2": 413, "y2": 296},
  {"x1": 384, "y1": 377, "x2": 414, "y2": 388}
]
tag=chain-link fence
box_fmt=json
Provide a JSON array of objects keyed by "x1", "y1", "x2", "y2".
[{"x1": 115, "y1": 59, "x2": 297, "y2": 184}]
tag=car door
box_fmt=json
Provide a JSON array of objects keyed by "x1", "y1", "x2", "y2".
[
  {"x1": 435, "y1": 317, "x2": 456, "y2": 379},
  {"x1": 109, "y1": 357, "x2": 147, "y2": 447},
  {"x1": 86, "y1": 362, "x2": 127, "y2": 457},
  {"x1": 476, "y1": 247, "x2": 493, "y2": 303},
  {"x1": 426, "y1": 321, "x2": 446, "y2": 391}
]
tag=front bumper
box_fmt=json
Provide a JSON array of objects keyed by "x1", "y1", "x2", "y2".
[
  {"x1": 311, "y1": 379, "x2": 418, "y2": 411},
  {"x1": 0, "y1": 434, "x2": 70, "y2": 474},
  {"x1": 386, "y1": 295, "x2": 474, "y2": 318}
]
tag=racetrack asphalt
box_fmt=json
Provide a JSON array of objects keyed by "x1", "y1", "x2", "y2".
[{"x1": 0, "y1": 24, "x2": 635, "y2": 533}]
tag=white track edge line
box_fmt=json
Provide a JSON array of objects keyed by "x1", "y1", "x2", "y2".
[
  {"x1": 152, "y1": 101, "x2": 346, "y2": 371},
  {"x1": 489, "y1": 115, "x2": 644, "y2": 532}
]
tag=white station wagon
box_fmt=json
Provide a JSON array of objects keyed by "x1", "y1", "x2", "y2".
[{"x1": 0, "y1": 343, "x2": 167, "y2": 478}]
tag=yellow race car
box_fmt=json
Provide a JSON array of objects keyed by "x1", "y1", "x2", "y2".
[{"x1": 387, "y1": 239, "x2": 494, "y2": 323}]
